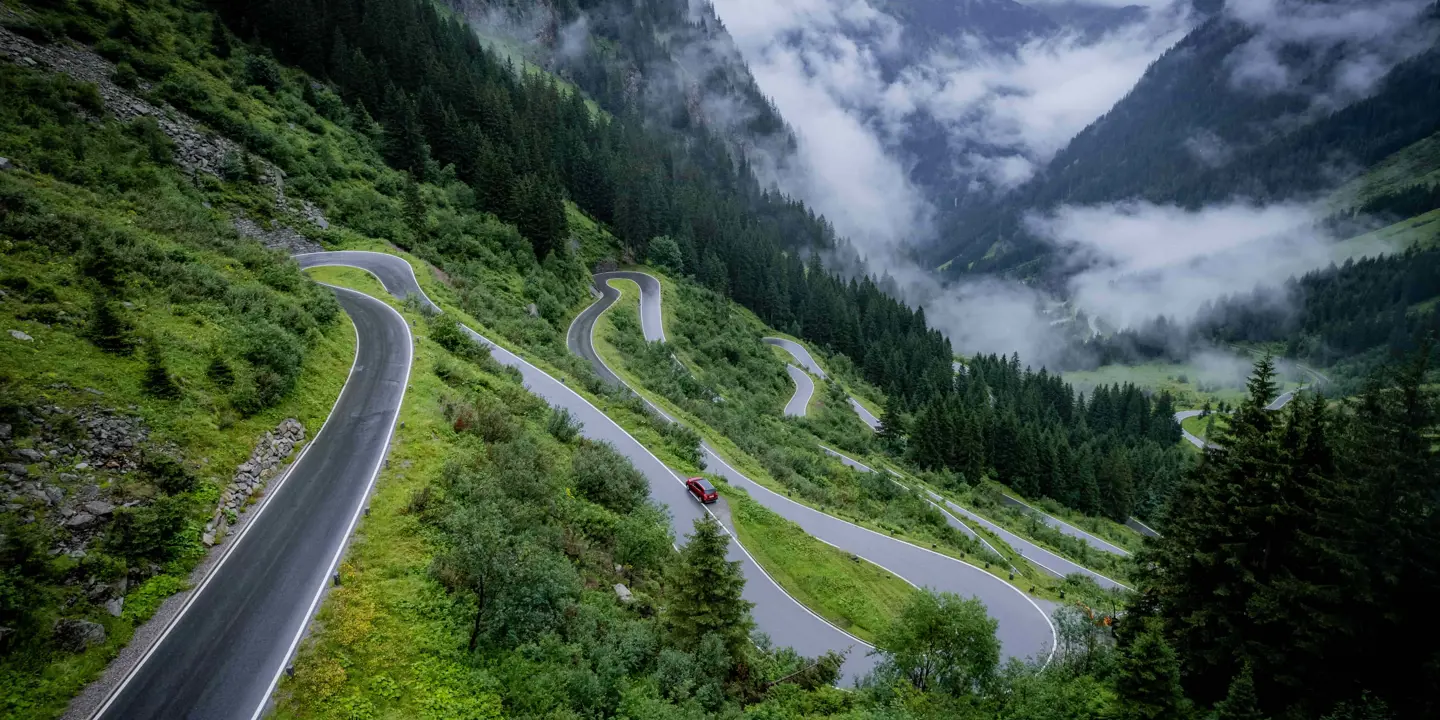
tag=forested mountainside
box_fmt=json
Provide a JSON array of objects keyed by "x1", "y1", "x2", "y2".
[
  {"x1": 927, "y1": 1, "x2": 1440, "y2": 278},
  {"x1": 906, "y1": 356, "x2": 1185, "y2": 522},
  {"x1": 219, "y1": 0, "x2": 956, "y2": 408}
]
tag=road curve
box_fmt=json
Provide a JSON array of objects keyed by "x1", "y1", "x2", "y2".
[
  {"x1": 764, "y1": 337, "x2": 881, "y2": 430},
  {"x1": 782, "y1": 365, "x2": 816, "y2": 416},
  {"x1": 304, "y1": 253, "x2": 879, "y2": 682},
  {"x1": 818, "y1": 447, "x2": 1127, "y2": 591},
  {"x1": 93, "y1": 285, "x2": 412, "y2": 720},
  {"x1": 582, "y1": 274, "x2": 1056, "y2": 665}
]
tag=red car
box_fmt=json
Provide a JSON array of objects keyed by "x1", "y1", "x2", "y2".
[{"x1": 686, "y1": 477, "x2": 718, "y2": 504}]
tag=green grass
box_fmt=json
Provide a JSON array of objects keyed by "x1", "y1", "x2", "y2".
[
  {"x1": 1063, "y1": 361, "x2": 1303, "y2": 408},
  {"x1": 1181, "y1": 413, "x2": 1229, "y2": 443},
  {"x1": 1333, "y1": 208, "x2": 1440, "y2": 258},
  {"x1": 724, "y1": 486, "x2": 916, "y2": 645},
  {"x1": 0, "y1": 210, "x2": 355, "y2": 718},
  {"x1": 590, "y1": 270, "x2": 1100, "y2": 603},
  {"x1": 1333, "y1": 129, "x2": 1440, "y2": 207}
]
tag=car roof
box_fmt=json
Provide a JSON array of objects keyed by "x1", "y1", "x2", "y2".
[{"x1": 691, "y1": 477, "x2": 716, "y2": 490}]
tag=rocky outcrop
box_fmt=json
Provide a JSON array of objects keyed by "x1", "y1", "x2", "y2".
[
  {"x1": 0, "y1": 25, "x2": 331, "y2": 232},
  {"x1": 233, "y1": 217, "x2": 324, "y2": 255},
  {"x1": 205, "y1": 419, "x2": 305, "y2": 545},
  {"x1": 53, "y1": 619, "x2": 106, "y2": 652}
]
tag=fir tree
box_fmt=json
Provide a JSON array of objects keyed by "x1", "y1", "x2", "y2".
[
  {"x1": 85, "y1": 291, "x2": 135, "y2": 354},
  {"x1": 665, "y1": 516, "x2": 753, "y2": 660},
  {"x1": 142, "y1": 337, "x2": 180, "y2": 399},
  {"x1": 1215, "y1": 663, "x2": 1268, "y2": 720},
  {"x1": 1115, "y1": 618, "x2": 1188, "y2": 720}
]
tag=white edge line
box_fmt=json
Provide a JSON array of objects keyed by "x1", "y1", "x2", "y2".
[
  {"x1": 700, "y1": 445, "x2": 1059, "y2": 666},
  {"x1": 89, "y1": 286, "x2": 367, "y2": 720},
  {"x1": 1003, "y1": 494, "x2": 1132, "y2": 558},
  {"x1": 247, "y1": 283, "x2": 414, "y2": 720},
  {"x1": 295, "y1": 250, "x2": 441, "y2": 312},
  {"x1": 617, "y1": 279, "x2": 1056, "y2": 662},
  {"x1": 463, "y1": 304, "x2": 875, "y2": 654}
]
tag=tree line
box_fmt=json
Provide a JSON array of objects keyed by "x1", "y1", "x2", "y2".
[{"x1": 901, "y1": 353, "x2": 1186, "y2": 521}]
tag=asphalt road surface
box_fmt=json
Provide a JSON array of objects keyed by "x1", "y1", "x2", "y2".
[
  {"x1": 999, "y1": 495, "x2": 1131, "y2": 558},
  {"x1": 585, "y1": 275, "x2": 1056, "y2": 665},
  {"x1": 818, "y1": 447, "x2": 1126, "y2": 590},
  {"x1": 93, "y1": 285, "x2": 411, "y2": 720},
  {"x1": 764, "y1": 337, "x2": 881, "y2": 430},
  {"x1": 782, "y1": 365, "x2": 815, "y2": 416},
  {"x1": 305, "y1": 254, "x2": 880, "y2": 682}
]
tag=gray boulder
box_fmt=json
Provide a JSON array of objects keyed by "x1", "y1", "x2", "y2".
[
  {"x1": 65, "y1": 512, "x2": 97, "y2": 528},
  {"x1": 82, "y1": 500, "x2": 115, "y2": 516},
  {"x1": 13, "y1": 448, "x2": 44, "y2": 463},
  {"x1": 53, "y1": 619, "x2": 106, "y2": 652}
]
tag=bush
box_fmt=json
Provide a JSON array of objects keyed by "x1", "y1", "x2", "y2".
[
  {"x1": 206, "y1": 355, "x2": 235, "y2": 388},
  {"x1": 571, "y1": 441, "x2": 648, "y2": 513},
  {"x1": 547, "y1": 406, "x2": 580, "y2": 443},
  {"x1": 105, "y1": 495, "x2": 190, "y2": 564},
  {"x1": 141, "y1": 453, "x2": 197, "y2": 495}
]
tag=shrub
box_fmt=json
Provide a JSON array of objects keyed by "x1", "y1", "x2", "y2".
[
  {"x1": 206, "y1": 355, "x2": 235, "y2": 388},
  {"x1": 105, "y1": 495, "x2": 190, "y2": 564},
  {"x1": 571, "y1": 442, "x2": 648, "y2": 513},
  {"x1": 547, "y1": 407, "x2": 580, "y2": 443},
  {"x1": 141, "y1": 453, "x2": 196, "y2": 495}
]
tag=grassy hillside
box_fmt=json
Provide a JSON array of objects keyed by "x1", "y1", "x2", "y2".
[{"x1": 591, "y1": 267, "x2": 1134, "y2": 606}]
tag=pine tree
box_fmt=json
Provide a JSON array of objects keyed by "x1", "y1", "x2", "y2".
[
  {"x1": 142, "y1": 337, "x2": 180, "y2": 399},
  {"x1": 86, "y1": 291, "x2": 135, "y2": 354},
  {"x1": 665, "y1": 516, "x2": 753, "y2": 660},
  {"x1": 1215, "y1": 663, "x2": 1268, "y2": 720},
  {"x1": 1115, "y1": 618, "x2": 1188, "y2": 720}
]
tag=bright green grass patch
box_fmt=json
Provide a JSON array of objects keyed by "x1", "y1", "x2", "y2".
[
  {"x1": 1181, "y1": 413, "x2": 1230, "y2": 443},
  {"x1": 724, "y1": 487, "x2": 916, "y2": 645},
  {"x1": 588, "y1": 276, "x2": 1082, "y2": 602},
  {"x1": 1064, "y1": 361, "x2": 1303, "y2": 408},
  {"x1": 1333, "y1": 208, "x2": 1440, "y2": 258}
]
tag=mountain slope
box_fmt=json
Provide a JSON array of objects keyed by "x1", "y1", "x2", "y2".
[{"x1": 927, "y1": 2, "x2": 1440, "y2": 278}]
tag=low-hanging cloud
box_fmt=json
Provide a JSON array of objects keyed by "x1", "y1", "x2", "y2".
[
  {"x1": 1026, "y1": 200, "x2": 1341, "y2": 330},
  {"x1": 1225, "y1": 0, "x2": 1440, "y2": 109}
]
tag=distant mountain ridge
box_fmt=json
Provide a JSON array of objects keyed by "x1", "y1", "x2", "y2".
[{"x1": 923, "y1": 0, "x2": 1440, "y2": 282}]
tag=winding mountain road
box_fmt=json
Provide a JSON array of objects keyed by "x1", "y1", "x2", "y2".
[
  {"x1": 576, "y1": 272, "x2": 1056, "y2": 666},
  {"x1": 305, "y1": 255, "x2": 880, "y2": 682},
  {"x1": 92, "y1": 282, "x2": 411, "y2": 720},
  {"x1": 817, "y1": 447, "x2": 1128, "y2": 590},
  {"x1": 763, "y1": 337, "x2": 882, "y2": 430}
]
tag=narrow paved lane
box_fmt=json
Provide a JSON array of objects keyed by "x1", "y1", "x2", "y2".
[
  {"x1": 782, "y1": 365, "x2": 815, "y2": 416},
  {"x1": 94, "y1": 286, "x2": 411, "y2": 720}
]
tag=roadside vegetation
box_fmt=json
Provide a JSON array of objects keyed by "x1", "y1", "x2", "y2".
[{"x1": 0, "y1": 63, "x2": 352, "y2": 716}]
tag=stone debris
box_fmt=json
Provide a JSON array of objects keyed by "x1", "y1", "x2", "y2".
[
  {"x1": 0, "y1": 26, "x2": 332, "y2": 230},
  {"x1": 0, "y1": 157, "x2": 13, "y2": 171},
  {"x1": 9, "y1": 329, "x2": 33, "y2": 341},
  {"x1": 233, "y1": 216, "x2": 323, "y2": 254},
  {"x1": 206, "y1": 419, "x2": 306, "y2": 542}
]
